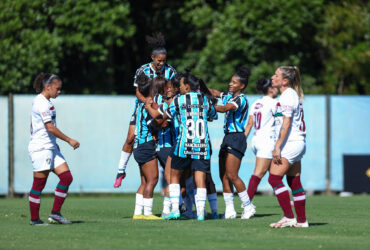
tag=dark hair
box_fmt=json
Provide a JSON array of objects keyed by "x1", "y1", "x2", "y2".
[
  {"x1": 235, "y1": 66, "x2": 251, "y2": 89},
  {"x1": 171, "y1": 73, "x2": 183, "y2": 90},
  {"x1": 256, "y1": 78, "x2": 272, "y2": 95},
  {"x1": 137, "y1": 73, "x2": 151, "y2": 97},
  {"x1": 151, "y1": 75, "x2": 166, "y2": 96},
  {"x1": 33, "y1": 72, "x2": 61, "y2": 93},
  {"x1": 146, "y1": 33, "x2": 167, "y2": 57}
]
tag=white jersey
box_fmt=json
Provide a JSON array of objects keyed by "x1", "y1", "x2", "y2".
[
  {"x1": 249, "y1": 96, "x2": 278, "y2": 140},
  {"x1": 276, "y1": 88, "x2": 306, "y2": 142},
  {"x1": 28, "y1": 94, "x2": 58, "y2": 152}
]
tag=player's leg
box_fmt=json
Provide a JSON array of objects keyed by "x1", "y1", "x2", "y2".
[
  {"x1": 133, "y1": 171, "x2": 146, "y2": 219},
  {"x1": 206, "y1": 173, "x2": 218, "y2": 219},
  {"x1": 166, "y1": 156, "x2": 185, "y2": 219},
  {"x1": 192, "y1": 159, "x2": 210, "y2": 221},
  {"x1": 184, "y1": 175, "x2": 196, "y2": 218},
  {"x1": 268, "y1": 158, "x2": 296, "y2": 228},
  {"x1": 141, "y1": 158, "x2": 161, "y2": 219},
  {"x1": 219, "y1": 151, "x2": 236, "y2": 219},
  {"x1": 29, "y1": 169, "x2": 50, "y2": 226},
  {"x1": 287, "y1": 161, "x2": 308, "y2": 227},
  {"x1": 161, "y1": 155, "x2": 172, "y2": 217},
  {"x1": 247, "y1": 157, "x2": 271, "y2": 201},
  {"x1": 114, "y1": 124, "x2": 135, "y2": 188}
]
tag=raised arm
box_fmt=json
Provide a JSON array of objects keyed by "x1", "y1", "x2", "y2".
[
  {"x1": 209, "y1": 88, "x2": 222, "y2": 98},
  {"x1": 136, "y1": 88, "x2": 146, "y2": 103},
  {"x1": 215, "y1": 103, "x2": 237, "y2": 113}
]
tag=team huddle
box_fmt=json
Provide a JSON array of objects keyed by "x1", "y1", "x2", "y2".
[{"x1": 28, "y1": 33, "x2": 308, "y2": 228}]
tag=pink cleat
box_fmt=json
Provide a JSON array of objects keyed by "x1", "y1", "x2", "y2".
[{"x1": 113, "y1": 172, "x2": 126, "y2": 188}]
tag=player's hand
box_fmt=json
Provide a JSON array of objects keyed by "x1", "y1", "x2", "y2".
[
  {"x1": 68, "y1": 139, "x2": 80, "y2": 150},
  {"x1": 161, "y1": 120, "x2": 169, "y2": 128},
  {"x1": 273, "y1": 146, "x2": 281, "y2": 164},
  {"x1": 145, "y1": 98, "x2": 153, "y2": 107}
]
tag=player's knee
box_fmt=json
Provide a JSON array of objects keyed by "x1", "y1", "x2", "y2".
[
  {"x1": 60, "y1": 171, "x2": 73, "y2": 186},
  {"x1": 268, "y1": 174, "x2": 282, "y2": 187},
  {"x1": 226, "y1": 172, "x2": 238, "y2": 182}
]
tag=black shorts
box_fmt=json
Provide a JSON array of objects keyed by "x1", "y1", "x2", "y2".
[
  {"x1": 133, "y1": 141, "x2": 157, "y2": 167},
  {"x1": 171, "y1": 155, "x2": 210, "y2": 173},
  {"x1": 219, "y1": 132, "x2": 247, "y2": 160},
  {"x1": 157, "y1": 147, "x2": 172, "y2": 168}
]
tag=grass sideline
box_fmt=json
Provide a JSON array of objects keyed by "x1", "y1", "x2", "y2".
[{"x1": 0, "y1": 194, "x2": 369, "y2": 250}]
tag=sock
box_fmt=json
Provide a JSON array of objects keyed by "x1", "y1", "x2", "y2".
[
  {"x1": 134, "y1": 193, "x2": 144, "y2": 215},
  {"x1": 179, "y1": 194, "x2": 184, "y2": 206},
  {"x1": 143, "y1": 198, "x2": 153, "y2": 216},
  {"x1": 223, "y1": 192, "x2": 235, "y2": 212},
  {"x1": 52, "y1": 171, "x2": 73, "y2": 214},
  {"x1": 162, "y1": 196, "x2": 171, "y2": 214},
  {"x1": 268, "y1": 174, "x2": 294, "y2": 219},
  {"x1": 29, "y1": 177, "x2": 47, "y2": 221},
  {"x1": 287, "y1": 176, "x2": 306, "y2": 223},
  {"x1": 195, "y1": 188, "x2": 207, "y2": 217},
  {"x1": 207, "y1": 193, "x2": 218, "y2": 213},
  {"x1": 169, "y1": 184, "x2": 180, "y2": 212},
  {"x1": 118, "y1": 151, "x2": 131, "y2": 172},
  {"x1": 247, "y1": 175, "x2": 261, "y2": 201},
  {"x1": 185, "y1": 177, "x2": 195, "y2": 212},
  {"x1": 238, "y1": 190, "x2": 251, "y2": 207}
]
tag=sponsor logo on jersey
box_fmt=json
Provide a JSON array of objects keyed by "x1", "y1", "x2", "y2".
[{"x1": 255, "y1": 103, "x2": 263, "y2": 109}]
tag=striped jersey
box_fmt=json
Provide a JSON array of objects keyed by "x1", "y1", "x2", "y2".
[
  {"x1": 220, "y1": 92, "x2": 249, "y2": 133},
  {"x1": 159, "y1": 94, "x2": 181, "y2": 144},
  {"x1": 133, "y1": 63, "x2": 176, "y2": 87},
  {"x1": 134, "y1": 101, "x2": 154, "y2": 147},
  {"x1": 165, "y1": 92, "x2": 217, "y2": 160},
  {"x1": 153, "y1": 94, "x2": 173, "y2": 148}
]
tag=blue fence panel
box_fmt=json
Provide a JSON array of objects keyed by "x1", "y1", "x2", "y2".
[
  {"x1": 0, "y1": 96, "x2": 9, "y2": 195},
  {"x1": 330, "y1": 96, "x2": 370, "y2": 190}
]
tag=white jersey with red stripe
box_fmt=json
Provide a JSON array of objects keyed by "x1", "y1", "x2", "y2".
[
  {"x1": 28, "y1": 94, "x2": 58, "y2": 153},
  {"x1": 277, "y1": 88, "x2": 306, "y2": 142},
  {"x1": 249, "y1": 95, "x2": 278, "y2": 140}
]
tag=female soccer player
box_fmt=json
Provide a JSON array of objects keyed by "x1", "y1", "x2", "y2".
[
  {"x1": 28, "y1": 73, "x2": 80, "y2": 226},
  {"x1": 114, "y1": 33, "x2": 176, "y2": 188},
  {"x1": 210, "y1": 66, "x2": 255, "y2": 219},
  {"x1": 244, "y1": 79, "x2": 279, "y2": 202},
  {"x1": 268, "y1": 66, "x2": 308, "y2": 228},
  {"x1": 158, "y1": 73, "x2": 217, "y2": 221}
]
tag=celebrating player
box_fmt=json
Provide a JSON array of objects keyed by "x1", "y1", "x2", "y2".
[
  {"x1": 28, "y1": 73, "x2": 80, "y2": 226},
  {"x1": 268, "y1": 66, "x2": 308, "y2": 228},
  {"x1": 114, "y1": 33, "x2": 176, "y2": 188},
  {"x1": 209, "y1": 66, "x2": 255, "y2": 219},
  {"x1": 244, "y1": 79, "x2": 279, "y2": 202}
]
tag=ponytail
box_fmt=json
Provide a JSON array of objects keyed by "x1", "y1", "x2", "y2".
[
  {"x1": 279, "y1": 66, "x2": 304, "y2": 100},
  {"x1": 33, "y1": 72, "x2": 61, "y2": 93}
]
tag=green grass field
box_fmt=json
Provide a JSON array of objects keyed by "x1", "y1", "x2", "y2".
[{"x1": 1, "y1": 194, "x2": 370, "y2": 250}]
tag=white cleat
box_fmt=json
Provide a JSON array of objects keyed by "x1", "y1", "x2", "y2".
[
  {"x1": 241, "y1": 204, "x2": 256, "y2": 219},
  {"x1": 270, "y1": 217, "x2": 297, "y2": 228},
  {"x1": 223, "y1": 210, "x2": 237, "y2": 219},
  {"x1": 294, "y1": 221, "x2": 309, "y2": 228}
]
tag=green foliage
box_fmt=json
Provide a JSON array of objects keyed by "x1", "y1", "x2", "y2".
[{"x1": 0, "y1": 0, "x2": 134, "y2": 94}]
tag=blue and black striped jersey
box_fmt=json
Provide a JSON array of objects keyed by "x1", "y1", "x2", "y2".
[
  {"x1": 133, "y1": 63, "x2": 176, "y2": 87},
  {"x1": 153, "y1": 94, "x2": 173, "y2": 149},
  {"x1": 159, "y1": 94, "x2": 181, "y2": 145},
  {"x1": 134, "y1": 102, "x2": 154, "y2": 147},
  {"x1": 165, "y1": 92, "x2": 217, "y2": 160},
  {"x1": 220, "y1": 92, "x2": 249, "y2": 133}
]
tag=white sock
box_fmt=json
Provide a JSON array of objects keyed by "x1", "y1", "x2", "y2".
[
  {"x1": 169, "y1": 184, "x2": 180, "y2": 212},
  {"x1": 207, "y1": 193, "x2": 218, "y2": 213},
  {"x1": 143, "y1": 198, "x2": 153, "y2": 216},
  {"x1": 195, "y1": 188, "x2": 207, "y2": 217},
  {"x1": 223, "y1": 192, "x2": 235, "y2": 211},
  {"x1": 134, "y1": 193, "x2": 143, "y2": 215},
  {"x1": 162, "y1": 196, "x2": 171, "y2": 214},
  {"x1": 118, "y1": 151, "x2": 131, "y2": 172},
  {"x1": 238, "y1": 190, "x2": 251, "y2": 208}
]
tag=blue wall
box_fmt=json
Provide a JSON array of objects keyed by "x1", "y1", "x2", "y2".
[
  {"x1": 1, "y1": 95, "x2": 369, "y2": 194},
  {"x1": 0, "y1": 97, "x2": 9, "y2": 195}
]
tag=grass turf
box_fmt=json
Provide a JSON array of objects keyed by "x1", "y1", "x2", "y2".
[{"x1": 0, "y1": 194, "x2": 370, "y2": 250}]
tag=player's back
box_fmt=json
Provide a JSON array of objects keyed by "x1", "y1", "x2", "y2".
[{"x1": 250, "y1": 96, "x2": 277, "y2": 140}]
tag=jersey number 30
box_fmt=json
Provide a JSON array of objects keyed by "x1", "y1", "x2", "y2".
[{"x1": 186, "y1": 119, "x2": 205, "y2": 140}]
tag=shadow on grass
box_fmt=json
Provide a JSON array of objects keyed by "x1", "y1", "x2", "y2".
[
  {"x1": 308, "y1": 222, "x2": 328, "y2": 226},
  {"x1": 71, "y1": 221, "x2": 85, "y2": 224},
  {"x1": 254, "y1": 213, "x2": 278, "y2": 218}
]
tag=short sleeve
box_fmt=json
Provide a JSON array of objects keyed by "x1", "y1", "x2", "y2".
[
  {"x1": 208, "y1": 104, "x2": 217, "y2": 120},
  {"x1": 133, "y1": 67, "x2": 144, "y2": 87},
  {"x1": 37, "y1": 102, "x2": 52, "y2": 123},
  {"x1": 158, "y1": 102, "x2": 169, "y2": 116},
  {"x1": 280, "y1": 93, "x2": 294, "y2": 117},
  {"x1": 165, "y1": 97, "x2": 178, "y2": 119}
]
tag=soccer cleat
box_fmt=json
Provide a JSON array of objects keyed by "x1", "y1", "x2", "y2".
[
  {"x1": 161, "y1": 212, "x2": 170, "y2": 219},
  {"x1": 222, "y1": 209, "x2": 237, "y2": 219},
  {"x1": 197, "y1": 215, "x2": 205, "y2": 221},
  {"x1": 211, "y1": 211, "x2": 219, "y2": 219},
  {"x1": 165, "y1": 210, "x2": 180, "y2": 220},
  {"x1": 179, "y1": 202, "x2": 187, "y2": 214},
  {"x1": 113, "y1": 172, "x2": 126, "y2": 188},
  {"x1": 241, "y1": 204, "x2": 256, "y2": 219},
  {"x1": 132, "y1": 214, "x2": 145, "y2": 220},
  {"x1": 294, "y1": 221, "x2": 309, "y2": 228},
  {"x1": 270, "y1": 217, "x2": 297, "y2": 228},
  {"x1": 143, "y1": 214, "x2": 162, "y2": 220},
  {"x1": 30, "y1": 219, "x2": 49, "y2": 226},
  {"x1": 48, "y1": 213, "x2": 72, "y2": 224}
]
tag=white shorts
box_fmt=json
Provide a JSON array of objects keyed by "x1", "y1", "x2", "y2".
[
  {"x1": 29, "y1": 149, "x2": 66, "y2": 172},
  {"x1": 281, "y1": 140, "x2": 306, "y2": 165},
  {"x1": 251, "y1": 136, "x2": 275, "y2": 159}
]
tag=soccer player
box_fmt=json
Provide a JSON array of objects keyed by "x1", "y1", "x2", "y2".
[
  {"x1": 156, "y1": 73, "x2": 217, "y2": 221},
  {"x1": 244, "y1": 79, "x2": 279, "y2": 202},
  {"x1": 28, "y1": 73, "x2": 80, "y2": 226},
  {"x1": 131, "y1": 73, "x2": 163, "y2": 220},
  {"x1": 268, "y1": 66, "x2": 308, "y2": 228},
  {"x1": 209, "y1": 66, "x2": 256, "y2": 219},
  {"x1": 114, "y1": 33, "x2": 176, "y2": 188}
]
